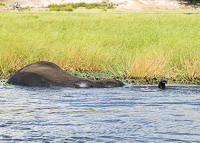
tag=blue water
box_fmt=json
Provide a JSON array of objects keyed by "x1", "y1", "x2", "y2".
[{"x1": 0, "y1": 82, "x2": 200, "y2": 142}]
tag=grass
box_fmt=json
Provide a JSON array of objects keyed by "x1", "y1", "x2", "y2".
[
  {"x1": 47, "y1": 3, "x2": 115, "y2": 11},
  {"x1": 20, "y1": 6, "x2": 31, "y2": 11},
  {"x1": 0, "y1": 12, "x2": 200, "y2": 83}
]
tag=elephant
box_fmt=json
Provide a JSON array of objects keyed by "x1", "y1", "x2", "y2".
[
  {"x1": 6, "y1": 61, "x2": 124, "y2": 88},
  {"x1": 158, "y1": 78, "x2": 168, "y2": 89}
]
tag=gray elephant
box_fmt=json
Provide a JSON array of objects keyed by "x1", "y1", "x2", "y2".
[{"x1": 6, "y1": 61, "x2": 124, "y2": 88}]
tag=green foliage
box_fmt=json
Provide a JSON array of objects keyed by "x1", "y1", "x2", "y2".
[
  {"x1": 47, "y1": 3, "x2": 115, "y2": 11},
  {"x1": 192, "y1": 0, "x2": 200, "y2": 3},
  {"x1": 20, "y1": 6, "x2": 31, "y2": 11},
  {"x1": 48, "y1": 4, "x2": 74, "y2": 11},
  {"x1": 60, "y1": 5, "x2": 74, "y2": 11},
  {"x1": 68, "y1": 71, "x2": 114, "y2": 80},
  {"x1": 3, "y1": 83, "x2": 12, "y2": 86},
  {"x1": 85, "y1": 3, "x2": 104, "y2": 9},
  {"x1": 73, "y1": 3, "x2": 87, "y2": 8},
  {"x1": 0, "y1": 3, "x2": 5, "y2": 6}
]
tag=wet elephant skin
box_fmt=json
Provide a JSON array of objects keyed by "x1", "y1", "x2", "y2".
[{"x1": 6, "y1": 61, "x2": 124, "y2": 88}]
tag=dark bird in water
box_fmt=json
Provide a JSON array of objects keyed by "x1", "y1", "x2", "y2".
[{"x1": 158, "y1": 78, "x2": 168, "y2": 89}]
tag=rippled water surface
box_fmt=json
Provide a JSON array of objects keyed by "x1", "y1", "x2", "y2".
[{"x1": 1, "y1": 82, "x2": 200, "y2": 142}]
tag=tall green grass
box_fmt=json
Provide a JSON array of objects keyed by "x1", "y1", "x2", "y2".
[{"x1": 0, "y1": 12, "x2": 200, "y2": 81}]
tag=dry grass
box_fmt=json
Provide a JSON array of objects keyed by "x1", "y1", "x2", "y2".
[
  {"x1": 128, "y1": 52, "x2": 168, "y2": 78},
  {"x1": 179, "y1": 57, "x2": 200, "y2": 79}
]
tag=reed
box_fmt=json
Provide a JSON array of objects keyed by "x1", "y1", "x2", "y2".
[{"x1": 0, "y1": 12, "x2": 200, "y2": 81}]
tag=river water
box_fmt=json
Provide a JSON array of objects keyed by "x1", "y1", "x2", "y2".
[{"x1": 0, "y1": 82, "x2": 200, "y2": 142}]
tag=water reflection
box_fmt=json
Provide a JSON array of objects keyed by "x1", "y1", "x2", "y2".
[{"x1": 0, "y1": 83, "x2": 200, "y2": 142}]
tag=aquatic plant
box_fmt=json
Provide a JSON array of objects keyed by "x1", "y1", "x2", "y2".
[{"x1": 3, "y1": 83, "x2": 12, "y2": 86}]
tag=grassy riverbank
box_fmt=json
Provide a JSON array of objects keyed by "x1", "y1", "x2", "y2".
[{"x1": 0, "y1": 12, "x2": 200, "y2": 83}]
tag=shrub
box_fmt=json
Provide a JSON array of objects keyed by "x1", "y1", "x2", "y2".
[
  {"x1": 73, "y1": 3, "x2": 87, "y2": 8},
  {"x1": 47, "y1": 3, "x2": 115, "y2": 11},
  {"x1": 60, "y1": 6, "x2": 74, "y2": 11},
  {"x1": 47, "y1": 4, "x2": 58, "y2": 8},
  {"x1": 193, "y1": 0, "x2": 200, "y2": 3},
  {"x1": 0, "y1": 3, "x2": 5, "y2": 6},
  {"x1": 20, "y1": 6, "x2": 30, "y2": 11},
  {"x1": 85, "y1": 4, "x2": 96, "y2": 9}
]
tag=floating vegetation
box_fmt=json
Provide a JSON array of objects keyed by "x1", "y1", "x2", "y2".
[{"x1": 3, "y1": 83, "x2": 12, "y2": 86}]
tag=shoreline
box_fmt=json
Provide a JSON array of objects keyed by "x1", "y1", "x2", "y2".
[{"x1": 1, "y1": 71, "x2": 200, "y2": 86}]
